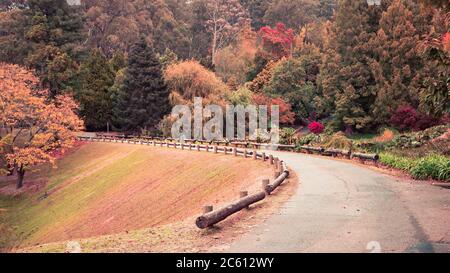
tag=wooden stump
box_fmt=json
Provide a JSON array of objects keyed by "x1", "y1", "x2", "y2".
[
  {"x1": 233, "y1": 147, "x2": 237, "y2": 156},
  {"x1": 253, "y1": 151, "x2": 257, "y2": 160}
]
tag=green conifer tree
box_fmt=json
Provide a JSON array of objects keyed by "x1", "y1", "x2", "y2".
[
  {"x1": 114, "y1": 37, "x2": 171, "y2": 133},
  {"x1": 77, "y1": 49, "x2": 115, "y2": 131}
]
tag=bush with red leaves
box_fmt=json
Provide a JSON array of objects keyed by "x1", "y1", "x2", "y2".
[
  {"x1": 389, "y1": 106, "x2": 440, "y2": 132},
  {"x1": 308, "y1": 121, "x2": 324, "y2": 135}
]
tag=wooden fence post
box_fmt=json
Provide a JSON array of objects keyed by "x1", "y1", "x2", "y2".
[
  {"x1": 262, "y1": 179, "x2": 270, "y2": 194},
  {"x1": 262, "y1": 152, "x2": 266, "y2": 161},
  {"x1": 243, "y1": 149, "x2": 247, "y2": 158},
  {"x1": 253, "y1": 151, "x2": 257, "y2": 160},
  {"x1": 240, "y1": 191, "x2": 249, "y2": 209},
  {"x1": 203, "y1": 205, "x2": 213, "y2": 214},
  {"x1": 214, "y1": 146, "x2": 218, "y2": 154},
  {"x1": 269, "y1": 155, "x2": 274, "y2": 165},
  {"x1": 233, "y1": 147, "x2": 237, "y2": 156}
]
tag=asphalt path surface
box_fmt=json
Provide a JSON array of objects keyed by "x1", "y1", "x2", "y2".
[{"x1": 228, "y1": 151, "x2": 450, "y2": 253}]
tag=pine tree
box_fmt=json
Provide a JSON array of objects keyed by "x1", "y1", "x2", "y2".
[
  {"x1": 77, "y1": 49, "x2": 115, "y2": 131},
  {"x1": 319, "y1": 0, "x2": 386, "y2": 132},
  {"x1": 114, "y1": 37, "x2": 171, "y2": 133}
]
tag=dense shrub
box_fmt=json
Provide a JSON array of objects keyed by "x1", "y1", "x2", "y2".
[
  {"x1": 391, "y1": 125, "x2": 449, "y2": 149},
  {"x1": 308, "y1": 121, "x2": 324, "y2": 134},
  {"x1": 296, "y1": 133, "x2": 321, "y2": 146},
  {"x1": 389, "y1": 106, "x2": 440, "y2": 132},
  {"x1": 323, "y1": 132, "x2": 353, "y2": 150},
  {"x1": 280, "y1": 127, "x2": 297, "y2": 145}
]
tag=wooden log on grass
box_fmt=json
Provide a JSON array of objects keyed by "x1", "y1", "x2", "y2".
[{"x1": 196, "y1": 191, "x2": 266, "y2": 229}]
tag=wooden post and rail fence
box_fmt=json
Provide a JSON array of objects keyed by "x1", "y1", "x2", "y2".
[
  {"x1": 76, "y1": 134, "x2": 292, "y2": 229},
  {"x1": 77, "y1": 134, "x2": 379, "y2": 229}
]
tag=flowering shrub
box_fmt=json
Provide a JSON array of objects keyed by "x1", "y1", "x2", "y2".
[{"x1": 308, "y1": 121, "x2": 324, "y2": 135}]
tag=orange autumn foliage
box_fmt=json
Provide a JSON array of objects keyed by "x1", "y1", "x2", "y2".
[
  {"x1": 374, "y1": 129, "x2": 395, "y2": 143},
  {"x1": 0, "y1": 63, "x2": 84, "y2": 188},
  {"x1": 252, "y1": 93, "x2": 295, "y2": 125}
]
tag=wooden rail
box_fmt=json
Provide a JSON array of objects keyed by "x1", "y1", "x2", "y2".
[
  {"x1": 78, "y1": 135, "x2": 378, "y2": 163},
  {"x1": 77, "y1": 135, "x2": 291, "y2": 229}
]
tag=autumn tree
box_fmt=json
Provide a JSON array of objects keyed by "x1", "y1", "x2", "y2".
[
  {"x1": 113, "y1": 37, "x2": 170, "y2": 132},
  {"x1": 203, "y1": 0, "x2": 251, "y2": 65},
  {"x1": 247, "y1": 59, "x2": 281, "y2": 93},
  {"x1": 252, "y1": 93, "x2": 295, "y2": 125},
  {"x1": 164, "y1": 60, "x2": 230, "y2": 106},
  {"x1": 77, "y1": 49, "x2": 116, "y2": 131},
  {"x1": 215, "y1": 27, "x2": 257, "y2": 86},
  {"x1": 260, "y1": 23, "x2": 295, "y2": 59},
  {"x1": 0, "y1": 63, "x2": 83, "y2": 188}
]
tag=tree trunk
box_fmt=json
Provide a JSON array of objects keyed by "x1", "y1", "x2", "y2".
[{"x1": 16, "y1": 168, "x2": 25, "y2": 189}]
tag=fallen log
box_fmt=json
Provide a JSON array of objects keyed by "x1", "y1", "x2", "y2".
[
  {"x1": 195, "y1": 191, "x2": 266, "y2": 229},
  {"x1": 351, "y1": 152, "x2": 379, "y2": 161},
  {"x1": 300, "y1": 146, "x2": 325, "y2": 153},
  {"x1": 265, "y1": 171, "x2": 289, "y2": 194},
  {"x1": 323, "y1": 149, "x2": 351, "y2": 157}
]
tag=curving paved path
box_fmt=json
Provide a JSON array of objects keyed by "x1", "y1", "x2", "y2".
[{"x1": 228, "y1": 151, "x2": 450, "y2": 253}]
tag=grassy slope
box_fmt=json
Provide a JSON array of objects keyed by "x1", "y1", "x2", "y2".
[{"x1": 0, "y1": 143, "x2": 272, "y2": 250}]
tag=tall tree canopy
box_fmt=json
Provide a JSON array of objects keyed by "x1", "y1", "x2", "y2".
[
  {"x1": 77, "y1": 49, "x2": 116, "y2": 131},
  {"x1": 113, "y1": 37, "x2": 170, "y2": 132}
]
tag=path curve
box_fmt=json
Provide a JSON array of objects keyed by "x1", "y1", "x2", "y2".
[{"x1": 228, "y1": 151, "x2": 450, "y2": 253}]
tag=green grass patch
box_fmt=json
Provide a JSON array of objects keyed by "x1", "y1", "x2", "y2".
[{"x1": 380, "y1": 153, "x2": 450, "y2": 182}]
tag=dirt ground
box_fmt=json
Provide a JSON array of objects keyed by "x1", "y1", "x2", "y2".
[
  {"x1": 1, "y1": 142, "x2": 297, "y2": 252},
  {"x1": 17, "y1": 170, "x2": 298, "y2": 253}
]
